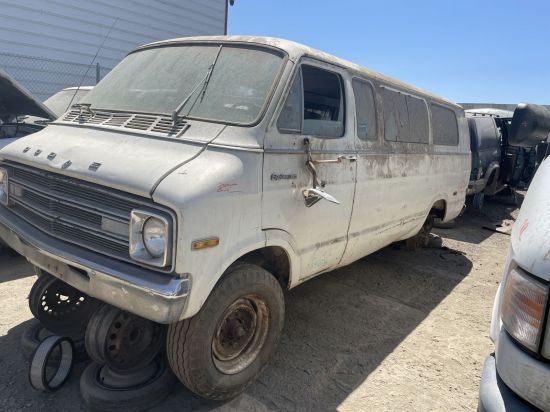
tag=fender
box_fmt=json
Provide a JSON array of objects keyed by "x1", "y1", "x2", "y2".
[{"x1": 264, "y1": 228, "x2": 301, "y2": 288}]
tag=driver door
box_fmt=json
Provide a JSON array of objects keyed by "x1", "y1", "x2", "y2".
[{"x1": 262, "y1": 59, "x2": 356, "y2": 280}]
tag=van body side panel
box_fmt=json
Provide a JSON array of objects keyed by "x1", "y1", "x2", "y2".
[
  {"x1": 152, "y1": 145, "x2": 265, "y2": 319},
  {"x1": 341, "y1": 86, "x2": 469, "y2": 265}
]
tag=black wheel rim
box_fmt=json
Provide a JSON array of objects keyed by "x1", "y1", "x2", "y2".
[
  {"x1": 30, "y1": 276, "x2": 98, "y2": 336},
  {"x1": 86, "y1": 307, "x2": 164, "y2": 373}
]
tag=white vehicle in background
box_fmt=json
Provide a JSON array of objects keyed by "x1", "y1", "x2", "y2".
[
  {"x1": 478, "y1": 156, "x2": 550, "y2": 411},
  {"x1": 42, "y1": 86, "x2": 94, "y2": 117},
  {"x1": 0, "y1": 36, "x2": 470, "y2": 403}
]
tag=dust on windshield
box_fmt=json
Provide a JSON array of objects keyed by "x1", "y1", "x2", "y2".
[{"x1": 80, "y1": 44, "x2": 284, "y2": 125}]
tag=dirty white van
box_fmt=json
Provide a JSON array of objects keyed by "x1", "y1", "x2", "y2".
[
  {"x1": 0, "y1": 36, "x2": 469, "y2": 400},
  {"x1": 478, "y1": 162, "x2": 550, "y2": 411}
]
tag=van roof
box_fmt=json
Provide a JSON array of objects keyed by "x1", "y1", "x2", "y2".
[{"x1": 137, "y1": 35, "x2": 461, "y2": 110}]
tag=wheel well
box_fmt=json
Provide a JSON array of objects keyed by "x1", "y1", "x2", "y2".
[
  {"x1": 430, "y1": 199, "x2": 446, "y2": 219},
  {"x1": 237, "y1": 247, "x2": 291, "y2": 289}
]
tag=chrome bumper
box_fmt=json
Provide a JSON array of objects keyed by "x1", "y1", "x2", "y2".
[{"x1": 0, "y1": 206, "x2": 188, "y2": 324}]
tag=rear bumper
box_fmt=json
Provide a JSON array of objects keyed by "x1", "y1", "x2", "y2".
[
  {"x1": 477, "y1": 354, "x2": 534, "y2": 412},
  {"x1": 0, "y1": 206, "x2": 188, "y2": 324}
]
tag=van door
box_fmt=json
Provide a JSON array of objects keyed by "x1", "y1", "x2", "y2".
[{"x1": 262, "y1": 60, "x2": 356, "y2": 280}]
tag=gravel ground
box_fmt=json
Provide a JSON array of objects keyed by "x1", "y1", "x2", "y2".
[{"x1": 0, "y1": 198, "x2": 518, "y2": 411}]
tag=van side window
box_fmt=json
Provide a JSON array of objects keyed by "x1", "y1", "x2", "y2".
[
  {"x1": 302, "y1": 65, "x2": 345, "y2": 137},
  {"x1": 277, "y1": 64, "x2": 345, "y2": 138},
  {"x1": 277, "y1": 71, "x2": 303, "y2": 133},
  {"x1": 352, "y1": 78, "x2": 377, "y2": 140},
  {"x1": 405, "y1": 95, "x2": 429, "y2": 144},
  {"x1": 381, "y1": 88, "x2": 409, "y2": 142},
  {"x1": 431, "y1": 104, "x2": 459, "y2": 146}
]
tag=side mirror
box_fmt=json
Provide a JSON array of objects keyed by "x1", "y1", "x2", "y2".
[
  {"x1": 302, "y1": 188, "x2": 340, "y2": 208},
  {"x1": 509, "y1": 103, "x2": 550, "y2": 147}
]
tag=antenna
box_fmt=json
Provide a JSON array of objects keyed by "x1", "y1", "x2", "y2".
[{"x1": 65, "y1": 17, "x2": 119, "y2": 112}]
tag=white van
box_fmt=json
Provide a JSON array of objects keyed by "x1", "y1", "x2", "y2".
[
  {"x1": 0, "y1": 36, "x2": 470, "y2": 399},
  {"x1": 478, "y1": 156, "x2": 550, "y2": 411}
]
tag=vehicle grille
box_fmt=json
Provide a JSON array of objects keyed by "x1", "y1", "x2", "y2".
[
  {"x1": 4, "y1": 162, "x2": 172, "y2": 270},
  {"x1": 60, "y1": 110, "x2": 189, "y2": 137}
]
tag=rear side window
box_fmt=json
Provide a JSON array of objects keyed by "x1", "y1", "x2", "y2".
[
  {"x1": 405, "y1": 95, "x2": 429, "y2": 143},
  {"x1": 381, "y1": 88, "x2": 409, "y2": 142},
  {"x1": 352, "y1": 78, "x2": 377, "y2": 140},
  {"x1": 277, "y1": 64, "x2": 345, "y2": 138},
  {"x1": 431, "y1": 104, "x2": 459, "y2": 146}
]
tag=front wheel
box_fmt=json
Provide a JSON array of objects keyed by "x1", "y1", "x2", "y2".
[{"x1": 167, "y1": 263, "x2": 285, "y2": 400}]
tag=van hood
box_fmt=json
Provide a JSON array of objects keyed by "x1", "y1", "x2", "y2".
[
  {"x1": 0, "y1": 123, "x2": 225, "y2": 198},
  {"x1": 511, "y1": 157, "x2": 550, "y2": 280}
]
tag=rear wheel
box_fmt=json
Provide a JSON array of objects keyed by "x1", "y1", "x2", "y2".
[
  {"x1": 472, "y1": 192, "x2": 485, "y2": 210},
  {"x1": 405, "y1": 215, "x2": 434, "y2": 251},
  {"x1": 167, "y1": 263, "x2": 284, "y2": 400}
]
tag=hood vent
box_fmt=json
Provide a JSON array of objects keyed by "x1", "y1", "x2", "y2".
[{"x1": 60, "y1": 109, "x2": 188, "y2": 137}]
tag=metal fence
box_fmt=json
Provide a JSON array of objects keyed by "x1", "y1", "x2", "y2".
[{"x1": 0, "y1": 51, "x2": 111, "y2": 101}]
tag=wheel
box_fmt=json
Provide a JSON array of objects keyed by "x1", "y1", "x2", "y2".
[
  {"x1": 472, "y1": 192, "x2": 485, "y2": 210},
  {"x1": 80, "y1": 355, "x2": 176, "y2": 412},
  {"x1": 85, "y1": 304, "x2": 165, "y2": 373},
  {"x1": 167, "y1": 262, "x2": 285, "y2": 400},
  {"x1": 433, "y1": 218, "x2": 456, "y2": 229},
  {"x1": 28, "y1": 272, "x2": 100, "y2": 336},
  {"x1": 21, "y1": 319, "x2": 89, "y2": 362},
  {"x1": 405, "y1": 215, "x2": 434, "y2": 251}
]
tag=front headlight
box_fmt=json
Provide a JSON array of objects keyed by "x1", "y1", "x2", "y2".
[
  {"x1": 501, "y1": 266, "x2": 549, "y2": 352},
  {"x1": 129, "y1": 210, "x2": 172, "y2": 268},
  {"x1": 0, "y1": 167, "x2": 8, "y2": 206}
]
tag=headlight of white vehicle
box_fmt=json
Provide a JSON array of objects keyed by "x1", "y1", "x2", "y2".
[
  {"x1": 129, "y1": 210, "x2": 172, "y2": 268},
  {"x1": 501, "y1": 266, "x2": 548, "y2": 352},
  {"x1": 0, "y1": 167, "x2": 8, "y2": 206}
]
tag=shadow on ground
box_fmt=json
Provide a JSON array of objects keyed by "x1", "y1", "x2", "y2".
[
  {"x1": 0, "y1": 253, "x2": 34, "y2": 284},
  {"x1": 1, "y1": 242, "x2": 472, "y2": 411}
]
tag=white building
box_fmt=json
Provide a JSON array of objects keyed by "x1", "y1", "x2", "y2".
[{"x1": 0, "y1": 0, "x2": 228, "y2": 100}]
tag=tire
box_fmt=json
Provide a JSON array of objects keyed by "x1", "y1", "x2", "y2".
[
  {"x1": 433, "y1": 218, "x2": 456, "y2": 229},
  {"x1": 80, "y1": 355, "x2": 176, "y2": 412},
  {"x1": 28, "y1": 272, "x2": 100, "y2": 336},
  {"x1": 21, "y1": 319, "x2": 89, "y2": 363},
  {"x1": 405, "y1": 215, "x2": 434, "y2": 251},
  {"x1": 167, "y1": 262, "x2": 285, "y2": 400},
  {"x1": 472, "y1": 192, "x2": 485, "y2": 210}
]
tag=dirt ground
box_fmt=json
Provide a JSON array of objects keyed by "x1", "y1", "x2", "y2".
[{"x1": 0, "y1": 197, "x2": 519, "y2": 412}]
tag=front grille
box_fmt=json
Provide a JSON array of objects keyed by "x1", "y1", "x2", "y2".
[{"x1": 4, "y1": 162, "x2": 172, "y2": 271}]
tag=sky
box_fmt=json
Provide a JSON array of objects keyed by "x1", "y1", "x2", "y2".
[{"x1": 228, "y1": 0, "x2": 550, "y2": 104}]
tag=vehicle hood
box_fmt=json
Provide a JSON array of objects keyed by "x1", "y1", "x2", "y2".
[
  {"x1": 0, "y1": 123, "x2": 225, "y2": 198},
  {"x1": 0, "y1": 68, "x2": 56, "y2": 120},
  {"x1": 511, "y1": 157, "x2": 550, "y2": 280}
]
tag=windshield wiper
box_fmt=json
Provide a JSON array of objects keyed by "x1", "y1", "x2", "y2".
[{"x1": 171, "y1": 45, "x2": 223, "y2": 125}]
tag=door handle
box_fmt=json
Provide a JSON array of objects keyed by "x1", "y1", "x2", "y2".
[{"x1": 310, "y1": 155, "x2": 357, "y2": 164}]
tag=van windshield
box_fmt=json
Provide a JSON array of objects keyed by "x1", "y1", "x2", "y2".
[{"x1": 80, "y1": 44, "x2": 284, "y2": 124}]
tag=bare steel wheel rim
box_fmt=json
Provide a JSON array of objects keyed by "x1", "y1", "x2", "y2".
[{"x1": 212, "y1": 296, "x2": 270, "y2": 375}]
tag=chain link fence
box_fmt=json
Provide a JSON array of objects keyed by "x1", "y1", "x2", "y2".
[{"x1": 0, "y1": 51, "x2": 111, "y2": 101}]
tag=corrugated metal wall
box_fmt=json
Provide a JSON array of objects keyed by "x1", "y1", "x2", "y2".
[{"x1": 0, "y1": 0, "x2": 226, "y2": 100}]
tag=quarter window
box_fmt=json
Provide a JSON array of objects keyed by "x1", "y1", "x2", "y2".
[
  {"x1": 277, "y1": 64, "x2": 345, "y2": 138},
  {"x1": 405, "y1": 95, "x2": 429, "y2": 144},
  {"x1": 381, "y1": 87, "x2": 409, "y2": 142},
  {"x1": 352, "y1": 78, "x2": 377, "y2": 140},
  {"x1": 277, "y1": 71, "x2": 302, "y2": 133},
  {"x1": 431, "y1": 104, "x2": 459, "y2": 146}
]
